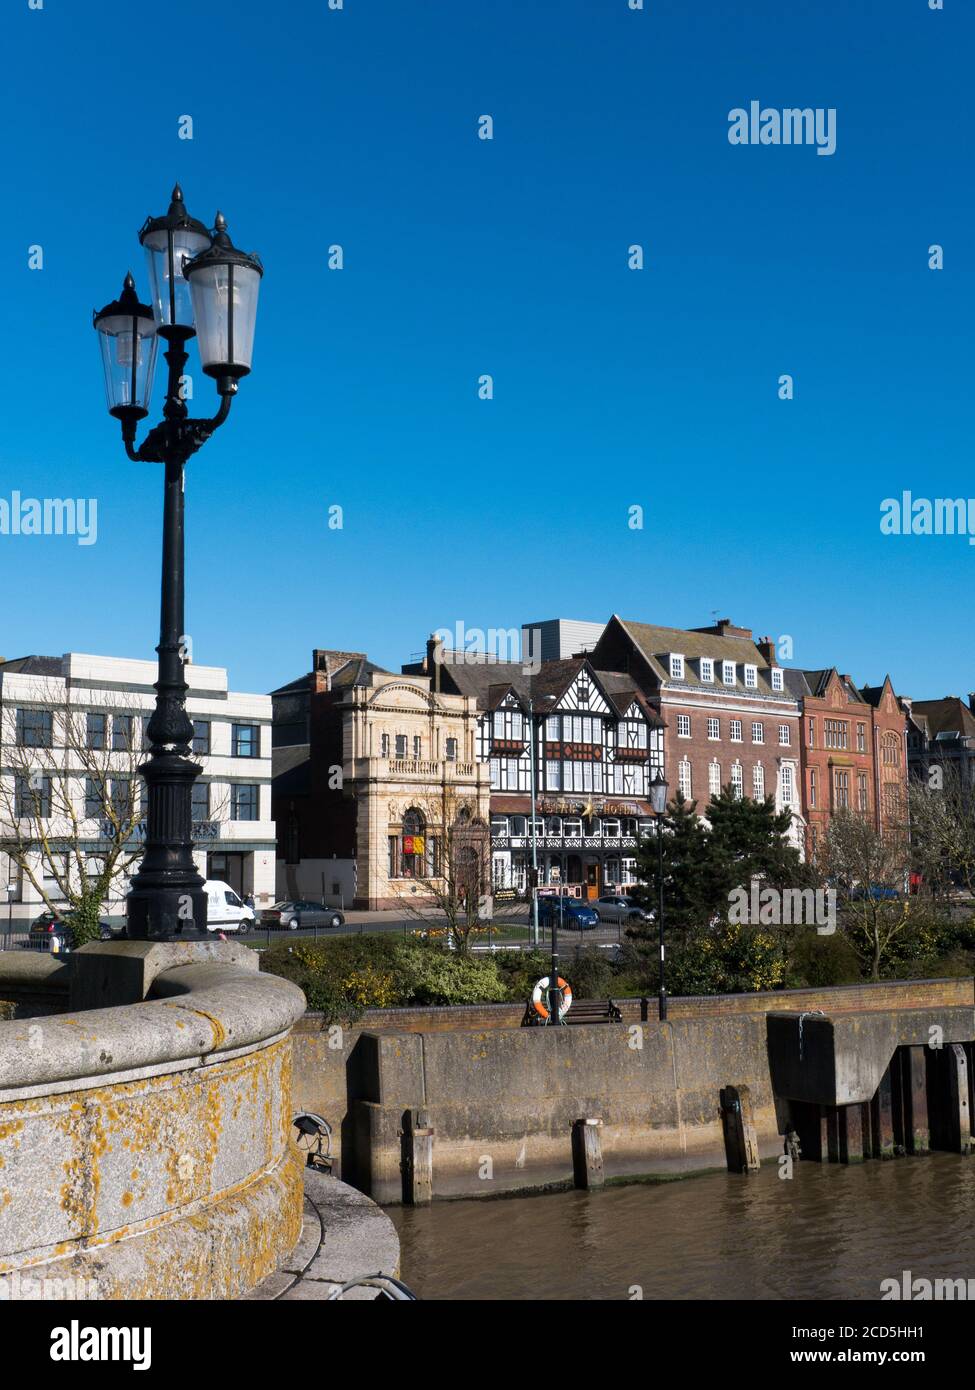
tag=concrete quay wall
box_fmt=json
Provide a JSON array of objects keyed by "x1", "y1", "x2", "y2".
[{"x1": 290, "y1": 978, "x2": 975, "y2": 1200}]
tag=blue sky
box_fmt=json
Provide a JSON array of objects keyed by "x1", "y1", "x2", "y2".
[{"x1": 0, "y1": 0, "x2": 971, "y2": 699}]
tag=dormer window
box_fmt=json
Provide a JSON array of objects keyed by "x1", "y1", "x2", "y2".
[
  {"x1": 669, "y1": 654, "x2": 684, "y2": 680},
  {"x1": 744, "y1": 664, "x2": 757, "y2": 689},
  {"x1": 771, "y1": 667, "x2": 784, "y2": 692},
  {"x1": 700, "y1": 658, "x2": 714, "y2": 683},
  {"x1": 722, "y1": 661, "x2": 736, "y2": 686}
]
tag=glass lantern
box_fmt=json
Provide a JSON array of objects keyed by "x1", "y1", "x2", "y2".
[
  {"x1": 93, "y1": 273, "x2": 158, "y2": 419},
  {"x1": 183, "y1": 213, "x2": 263, "y2": 383},
  {"x1": 138, "y1": 184, "x2": 212, "y2": 329}
]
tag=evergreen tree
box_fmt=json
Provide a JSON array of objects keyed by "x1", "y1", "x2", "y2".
[
  {"x1": 630, "y1": 789, "x2": 803, "y2": 950},
  {"x1": 630, "y1": 797, "x2": 721, "y2": 946},
  {"x1": 706, "y1": 786, "x2": 802, "y2": 893}
]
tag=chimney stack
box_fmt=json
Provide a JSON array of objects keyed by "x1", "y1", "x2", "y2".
[
  {"x1": 312, "y1": 649, "x2": 331, "y2": 692},
  {"x1": 426, "y1": 633, "x2": 444, "y2": 693},
  {"x1": 756, "y1": 636, "x2": 776, "y2": 666}
]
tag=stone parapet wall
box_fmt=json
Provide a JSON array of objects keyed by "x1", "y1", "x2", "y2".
[{"x1": 0, "y1": 947, "x2": 307, "y2": 1299}]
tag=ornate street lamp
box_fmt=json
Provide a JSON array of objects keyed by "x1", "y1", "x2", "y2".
[
  {"x1": 93, "y1": 274, "x2": 158, "y2": 423},
  {"x1": 183, "y1": 213, "x2": 263, "y2": 395},
  {"x1": 93, "y1": 186, "x2": 263, "y2": 940},
  {"x1": 138, "y1": 183, "x2": 211, "y2": 330},
  {"x1": 649, "y1": 769, "x2": 669, "y2": 1020}
]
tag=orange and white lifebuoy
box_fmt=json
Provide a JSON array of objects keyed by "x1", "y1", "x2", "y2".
[{"x1": 532, "y1": 975, "x2": 572, "y2": 1021}]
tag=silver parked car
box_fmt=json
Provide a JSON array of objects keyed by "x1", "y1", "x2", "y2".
[
  {"x1": 260, "y1": 901, "x2": 345, "y2": 931},
  {"x1": 593, "y1": 894, "x2": 652, "y2": 926}
]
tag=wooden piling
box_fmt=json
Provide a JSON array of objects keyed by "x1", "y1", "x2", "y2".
[
  {"x1": 860, "y1": 1099, "x2": 874, "y2": 1159},
  {"x1": 871, "y1": 1065, "x2": 896, "y2": 1159},
  {"x1": 904, "y1": 1046, "x2": 930, "y2": 1155},
  {"x1": 839, "y1": 1104, "x2": 867, "y2": 1164},
  {"x1": 946, "y1": 1044, "x2": 972, "y2": 1156},
  {"x1": 720, "y1": 1085, "x2": 761, "y2": 1173},
  {"x1": 571, "y1": 1118, "x2": 604, "y2": 1190},
  {"x1": 824, "y1": 1106, "x2": 841, "y2": 1163},
  {"x1": 400, "y1": 1108, "x2": 434, "y2": 1205}
]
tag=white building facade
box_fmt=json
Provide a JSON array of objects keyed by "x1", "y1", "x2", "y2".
[{"x1": 0, "y1": 652, "x2": 275, "y2": 923}]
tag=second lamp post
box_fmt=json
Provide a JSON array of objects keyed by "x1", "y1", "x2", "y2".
[{"x1": 649, "y1": 770, "x2": 669, "y2": 1021}]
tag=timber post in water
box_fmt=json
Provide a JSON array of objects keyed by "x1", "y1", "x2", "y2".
[
  {"x1": 720, "y1": 1084, "x2": 761, "y2": 1173},
  {"x1": 572, "y1": 1118, "x2": 605, "y2": 1190}
]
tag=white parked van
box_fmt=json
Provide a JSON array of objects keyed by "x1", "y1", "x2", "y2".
[{"x1": 203, "y1": 880, "x2": 256, "y2": 933}]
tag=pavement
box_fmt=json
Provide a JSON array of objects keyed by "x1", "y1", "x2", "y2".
[{"x1": 244, "y1": 1166, "x2": 403, "y2": 1301}]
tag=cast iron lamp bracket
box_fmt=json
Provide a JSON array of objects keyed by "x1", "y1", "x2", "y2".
[{"x1": 117, "y1": 325, "x2": 235, "y2": 464}]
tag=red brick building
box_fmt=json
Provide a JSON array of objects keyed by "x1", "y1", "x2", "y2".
[
  {"x1": 789, "y1": 670, "x2": 909, "y2": 861},
  {"x1": 859, "y1": 678, "x2": 910, "y2": 834},
  {"x1": 588, "y1": 616, "x2": 805, "y2": 852}
]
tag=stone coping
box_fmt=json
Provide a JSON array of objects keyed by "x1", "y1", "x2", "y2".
[
  {"x1": 0, "y1": 953, "x2": 70, "y2": 990},
  {"x1": 0, "y1": 959, "x2": 306, "y2": 1098}
]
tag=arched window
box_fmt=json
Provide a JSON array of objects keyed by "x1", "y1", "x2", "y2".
[
  {"x1": 401, "y1": 808, "x2": 426, "y2": 877},
  {"x1": 882, "y1": 732, "x2": 901, "y2": 768}
]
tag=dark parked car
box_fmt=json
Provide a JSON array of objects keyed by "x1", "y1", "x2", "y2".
[
  {"x1": 28, "y1": 911, "x2": 115, "y2": 953},
  {"x1": 593, "y1": 894, "x2": 653, "y2": 926},
  {"x1": 259, "y1": 901, "x2": 345, "y2": 931},
  {"x1": 536, "y1": 895, "x2": 599, "y2": 931}
]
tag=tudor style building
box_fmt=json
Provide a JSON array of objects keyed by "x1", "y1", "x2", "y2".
[
  {"x1": 587, "y1": 616, "x2": 805, "y2": 851},
  {"x1": 271, "y1": 649, "x2": 490, "y2": 910},
  {"x1": 403, "y1": 638, "x2": 664, "y2": 897}
]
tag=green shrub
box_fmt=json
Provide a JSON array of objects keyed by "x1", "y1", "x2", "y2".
[
  {"x1": 788, "y1": 929, "x2": 862, "y2": 988},
  {"x1": 490, "y1": 950, "x2": 551, "y2": 1001},
  {"x1": 560, "y1": 947, "x2": 616, "y2": 1000},
  {"x1": 261, "y1": 934, "x2": 514, "y2": 1020},
  {"x1": 398, "y1": 949, "x2": 508, "y2": 1006},
  {"x1": 663, "y1": 924, "x2": 788, "y2": 996},
  {"x1": 877, "y1": 904, "x2": 963, "y2": 977},
  {"x1": 260, "y1": 934, "x2": 403, "y2": 1023}
]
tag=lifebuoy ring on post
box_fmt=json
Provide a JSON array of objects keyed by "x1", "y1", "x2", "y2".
[{"x1": 531, "y1": 976, "x2": 572, "y2": 1021}]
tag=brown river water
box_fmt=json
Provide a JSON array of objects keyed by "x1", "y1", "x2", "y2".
[{"x1": 389, "y1": 1154, "x2": 975, "y2": 1300}]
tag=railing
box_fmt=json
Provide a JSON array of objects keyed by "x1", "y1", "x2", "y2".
[
  {"x1": 493, "y1": 836, "x2": 638, "y2": 851},
  {"x1": 0, "y1": 924, "x2": 58, "y2": 953},
  {"x1": 357, "y1": 758, "x2": 481, "y2": 780}
]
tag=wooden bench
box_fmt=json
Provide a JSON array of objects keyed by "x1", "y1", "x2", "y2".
[{"x1": 521, "y1": 997, "x2": 623, "y2": 1027}]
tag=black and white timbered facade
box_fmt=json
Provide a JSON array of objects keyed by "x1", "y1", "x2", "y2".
[{"x1": 467, "y1": 660, "x2": 664, "y2": 896}]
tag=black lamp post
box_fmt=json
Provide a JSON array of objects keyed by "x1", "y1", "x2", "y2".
[
  {"x1": 93, "y1": 185, "x2": 263, "y2": 940},
  {"x1": 649, "y1": 769, "x2": 669, "y2": 1020}
]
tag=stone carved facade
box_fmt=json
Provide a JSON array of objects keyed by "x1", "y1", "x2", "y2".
[{"x1": 272, "y1": 651, "x2": 490, "y2": 910}]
